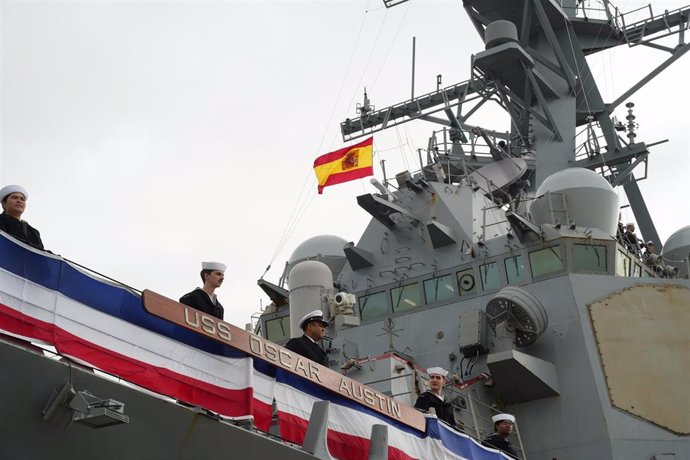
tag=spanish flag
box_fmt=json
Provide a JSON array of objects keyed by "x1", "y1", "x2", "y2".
[{"x1": 313, "y1": 137, "x2": 374, "y2": 194}]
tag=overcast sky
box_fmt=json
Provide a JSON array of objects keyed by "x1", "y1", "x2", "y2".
[{"x1": 1, "y1": 0, "x2": 688, "y2": 328}]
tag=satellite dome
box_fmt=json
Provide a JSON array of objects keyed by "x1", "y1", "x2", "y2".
[
  {"x1": 287, "y1": 235, "x2": 348, "y2": 282},
  {"x1": 661, "y1": 225, "x2": 690, "y2": 277},
  {"x1": 529, "y1": 168, "x2": 619, "y2": 236},
  {"x1": 289, "y1": 235, "x2": 348, "y2": 263}
]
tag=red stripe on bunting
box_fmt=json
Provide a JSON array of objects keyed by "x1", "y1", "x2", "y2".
[
  {"x1": 277, "y1": 411, "x2": 418, "y2": 460},
  {"x1": 0, "y1": 302, "x2": 269, "y2": 425}
]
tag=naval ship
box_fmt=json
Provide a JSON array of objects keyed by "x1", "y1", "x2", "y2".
[
  {"x1": 254, "y1": 0, "x2": 690, "y2": 458},
  {"x1": 1, "y1": 1, "x2": 689, "y2": 459}
]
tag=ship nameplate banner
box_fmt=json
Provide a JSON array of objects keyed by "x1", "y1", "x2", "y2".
[{"x1": 142, "y1": 289, "x2": 426, "y2": 432}]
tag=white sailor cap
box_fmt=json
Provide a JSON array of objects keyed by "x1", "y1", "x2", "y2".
[
  {"x1": 492, "y1": 413, "x2": 516, "y2": 424},
  {"x1": 427, "y1": 367, "x2": 448, "y2": 378},
  {"x1": 202, "y1": 261, "x2": 226, "y2": 272},
  {"x1": 298, "y1": 310, "x2": 328, "y2": 330},
  {"x1": 0, "y1": 185, "x2": 28, "y2": 201}
]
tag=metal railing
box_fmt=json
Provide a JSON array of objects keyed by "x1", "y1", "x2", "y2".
[{"x1": 392, "y1": 374, "x2": 527, "y2": 459}]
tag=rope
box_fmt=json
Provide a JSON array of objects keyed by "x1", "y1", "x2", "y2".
[{"x1": 264, "y1": 3, "x2": 374, "y2": 275}]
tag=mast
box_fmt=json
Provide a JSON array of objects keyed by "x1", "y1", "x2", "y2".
[{"x1": 341, "y1": 0, "x2": 690, "y2": 247}]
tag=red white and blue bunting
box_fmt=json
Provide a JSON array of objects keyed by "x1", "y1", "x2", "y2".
[{"x1": 0, "y1": 232, "x2": 511, "y2": 459}]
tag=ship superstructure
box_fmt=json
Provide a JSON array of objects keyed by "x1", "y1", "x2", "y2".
[{"x1": 255, "y1": 1, "x2": 690, "y2": 459}]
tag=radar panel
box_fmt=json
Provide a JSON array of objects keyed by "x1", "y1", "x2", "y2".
[{"x1": 589, "y1": 284, "x2": 690, "y2": 435}]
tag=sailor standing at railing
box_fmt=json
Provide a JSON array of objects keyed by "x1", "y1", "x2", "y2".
[
  {"x1": 179, "y1": 261, "x2": 226, "y2": 319},
  {"x1": 285, "y1": 310, "x2": 329, "y2": 366},
  {"x1": 483, "y1": 413, "x2": 518, "y2": 458},
  {"x1": 624, "y1": 223, "x2": 643, "y2": 254},
  {"x1": 0, "y1": 185, "x2": 44, "y2": 250},
  {"x1": 413, "y1": 367, "x2": 457, "y2": 427},
  {"x1": 643, "y1": 241, "x2": 663, "y2": 270}
]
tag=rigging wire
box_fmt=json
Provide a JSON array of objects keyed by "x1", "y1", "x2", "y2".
[
  {"x1": 267, "y1": 170, "x2": 315, "y2": 271},
  {"x1": 563, "y1": 12, "x2": 593, "y2": 116},
  {"x1": 264, "y1": 3, "x2": 374, "y2": 275},
  {"x1": 332, "y1": 0, "x2": 411, "y2": 150},
  {"x1": 395, "y1": 126, "x2": 412, "y2": 172},
  {"x1": 369, "y1": 0, "x2": 413, "y2": 93},
  {"x1": 319, "y1": 2, "x2": 376, "y2": 153},
  {"x1": 341, "y1": 2, "x2": 392, "y2": 126},
  {"x1": 350, "y1": 1, "x2": 415, "y2": 182},
  {"x1": 403, "y1": 123, "x2": 420, "y2": 170}
]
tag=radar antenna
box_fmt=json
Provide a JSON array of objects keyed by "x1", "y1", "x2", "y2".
[
  {"x1": 486, "y1": 286, "x2": 548, "y2": 347},
  {"x1": 356, "y1": 88, "x2": 374, "y2": 116}
]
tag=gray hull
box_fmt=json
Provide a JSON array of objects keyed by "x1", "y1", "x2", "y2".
[{"x1": 0, "y1": 336, "x2": 313, "y2": 460}]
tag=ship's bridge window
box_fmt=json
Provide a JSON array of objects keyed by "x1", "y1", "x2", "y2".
[
  {"x1": 529, "y1": 246, "x2": 565, "y2": 278},
  {"x1": 359, "y1": 291, "x2": 389, "y2": 321},
  {"x1": 505, "y1": 254, "x2": 527, "y2": 284},
  {"x1": 573, "y1": 244, "x2": 607, "y2": 273},
  {"x1": 632, "y1": 263, "x2": 642, "y2": 277},
  {"x1": 479, "y1": 262, "x2": 500, "y2": 291},
  {"x1": 391, "y1": 283, "x2": 421, "y2": 313},
  {"x1": 265, "y1": 316, "x2": 290, "y2": 343},
  {"x1": 457, "y1": 268, "x2": 476, "y2": 296},
  {"x1": 424, "y1": 274, "x2": 457, "y2": 303},
  {"x1": 616, "y1": 249, "x2": 631, "y2": 276}
]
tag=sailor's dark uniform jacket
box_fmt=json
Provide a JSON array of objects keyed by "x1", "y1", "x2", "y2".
[{"x1": 179, "y1": 288, "x2": 224, "y2": 319}]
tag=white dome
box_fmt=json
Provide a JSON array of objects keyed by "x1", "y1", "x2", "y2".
[
  {"x1": 662, "y1": 225, "x2": 690, "y2": 277},
  {"x1": 530, "y1": 168, "x2": 619, "y2": 236},
  {"x1": 289, "y1": 235, "x2": 348, "y2": 263},
  {"x1": 286, "y1": 235, "x2": 348, "y2": 283},
  {"x1": 288, "y1": 260, "x2": 334, "y2": 291},
  {"x1": 662, "y1": 225, "x2": 690, "y2": 255},
  {"x1": 288, "y1": 261, "x2": 333, "y2": 338},
  {"x1": 536, "y1": 167, "x2": 613, "y2": 192}
]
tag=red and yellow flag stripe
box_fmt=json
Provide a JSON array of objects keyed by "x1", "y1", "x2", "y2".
[{"x1": 313, "y1": 137, "x2": 373, "y2": 194}]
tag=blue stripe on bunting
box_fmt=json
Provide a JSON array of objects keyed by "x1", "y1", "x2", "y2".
[
  {"x1": 253, "y1": 358, "x2": 277, "y2": 378},
  {"x1": 430, "y1": 419, "x2": 508, "y2": 459},
  {"x1": 0, "y1": 234, "x2": 246, "y2": 359},
  {"x1": 277, "y1": 368, "x2": 508, "y2": 459},
  {"x1": 277, "y1": 368, "x2": 424, "y2": 437}
]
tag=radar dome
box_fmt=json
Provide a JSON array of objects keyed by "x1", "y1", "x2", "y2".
[
  {"x1": 661, "y1": 225, "x2": 690, "y2": 277},
  {"x1": 287, "y1": 235, "x2": 348, "y2": 282},
  {"x1": 529, "y1": 168, "x2": 619, "y2": 236},
  {"x1": 288, "y1": 260, "x2": 333, "y2": 338}
]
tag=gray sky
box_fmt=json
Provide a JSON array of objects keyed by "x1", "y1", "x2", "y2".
[{"x1": 1, "y1": 0, "x2": 688, "y2": 328}]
